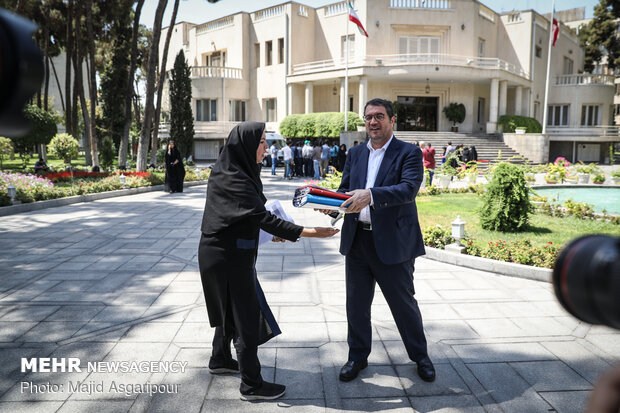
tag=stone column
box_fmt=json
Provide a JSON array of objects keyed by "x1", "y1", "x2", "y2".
[
  {"x1": 358, "y1": 76, "x2": 368, "y2": 115},
  {"x1": 499, "y1": 80, "x2": 508, "y2": 117},
  {"x1": 515, "y1": 86, "x2": 523, "y2": 116},
  {"x1": 486, "y1": 78, "x2": 499, "y2": 133},
  {"x1": 287, "y1": 83, "x2": 293, "y2": 115},
  {"x1": 305, "y1": 82, "x2": 313, "y2": 114}
]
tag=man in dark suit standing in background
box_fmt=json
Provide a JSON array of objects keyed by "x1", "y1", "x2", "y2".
[{"x1": 336, "y1": 98, "x2": 435, "y2": 383}]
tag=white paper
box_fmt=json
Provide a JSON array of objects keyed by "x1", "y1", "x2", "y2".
[{"x1": 259, "y1": 200, "x2": 295, "y2": 247}]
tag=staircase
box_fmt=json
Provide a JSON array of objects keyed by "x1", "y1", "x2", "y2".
[{"x1": 394, "y1": 131, "x2": 533, "y2": 165}]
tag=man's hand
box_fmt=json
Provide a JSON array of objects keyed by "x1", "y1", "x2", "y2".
[
  {"x1": 272, "y1": 236, "x2": 286, "y2": 243},
  {"x1": 340, "y1": 189, "x2": 371, "y2": 213},
  {"x1": 315, "y1": 208, "x2": 333, "y2": 215}
]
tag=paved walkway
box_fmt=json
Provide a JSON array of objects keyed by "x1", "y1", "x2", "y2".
[{"x1": 0, "y1": 170, "x2": 618, "y2": 413}]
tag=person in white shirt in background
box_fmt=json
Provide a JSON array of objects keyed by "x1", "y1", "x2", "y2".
[
  {"x1": 269, "y1": 143, "x2": 278, "y2": 175},
  {"x1": 282, "y1": 142, "x2": 293, "y2": 180}
]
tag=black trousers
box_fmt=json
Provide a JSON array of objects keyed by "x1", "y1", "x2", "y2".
[{"x1": 345, "y1": 228, "x2": 428, "y2": 363}]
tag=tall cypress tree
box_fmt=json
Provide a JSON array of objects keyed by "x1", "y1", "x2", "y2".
[
  {"x1": 169, "y1": 49, "x2": 194, "y2": 159},
  {"x1": 580, "y1": 0, "x2": 620, "y2": 73}
]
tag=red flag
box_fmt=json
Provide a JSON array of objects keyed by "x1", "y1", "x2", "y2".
[
  {"x1": 552, "y1": 17, "x2": 559, "y2": 46},
  {"x1": 348, "y1": 2, "x2": 368, "y2": 37}
]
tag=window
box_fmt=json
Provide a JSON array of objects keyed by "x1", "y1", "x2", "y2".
[
  {"x1": 341, "y1": 34, "x2": 355, "y2": 61},
  {"x1": 581, "y1": 105, "x2": 600, "y2": 126},
  {"x1": 398, "y1": 36, "x2": 440, "y2": 62},
  {"x1": 349, "y1": 96, "x2": 354, "y2": 112},
  {"x1": 563, "y1": 57, "x2": 573, "y2": 75},
  {"x1": 229, "y1": 100, "x2": 247, "y2": 122},
  {"x1": 266, "y1": 40, "x2": 273, "y2": 66},
  {"x1": 264, "y1": 98, "x2": 276, "y2": 122},
  {"x1": 278, "y1": 38, "x2": 284, "y2": 64},
  {"x1": 478, "y1": 38, "x2": 485, "y2": 57},
  {"x1": 477, "y1": 98, "x2": 485, "y2": 123},
  {"x1": 255, "y1": 43, "x2": 260, "y2": 67},
  {"x1": 547, "y1": 104, "x2": 569, "y2": 126},
  {"x1": 196, "y1": 99, "x2": 218, "y2": 121},
  {"x1": 209, "y1": 51, "x2": 226, "y2": 67},
  {"x1": 535, "y1": 46, "x2": 542, "y2": 58}
]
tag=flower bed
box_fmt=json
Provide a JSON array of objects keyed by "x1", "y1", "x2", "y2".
[{"x1": 0, "y1": 168, "x2": 210, "y2": 206}]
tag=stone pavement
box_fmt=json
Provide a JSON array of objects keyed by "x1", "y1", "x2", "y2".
[{"x1": 0, "y1": 169, "x2": 618, "y2": 413}]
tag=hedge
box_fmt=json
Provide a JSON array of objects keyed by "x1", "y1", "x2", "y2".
[
  {"x1": 498, "y1": 115, "x2": 542, "y2": 133},
  {"x1": 279, "y1": 112, "x2": 364, "y2": 138}
]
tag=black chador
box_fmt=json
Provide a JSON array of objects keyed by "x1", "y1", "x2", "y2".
[{"x1": 198, "y1": 122, "x2": 303, "y2": 394}]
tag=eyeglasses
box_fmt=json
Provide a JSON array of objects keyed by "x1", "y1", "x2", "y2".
[{"x1": 363, "y1": 113, "x2": 386, "y2": 123}]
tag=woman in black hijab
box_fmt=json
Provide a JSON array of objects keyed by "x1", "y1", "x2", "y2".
[
  {"x1": 337, "y1": 143, "x2": 347, "y2": 172},
  {"x1": 165, "y1": 140, "x2": 185, "y2": 193},
  {"x1": 199, "y1": 122, "x2": 338, "y2": 401}
]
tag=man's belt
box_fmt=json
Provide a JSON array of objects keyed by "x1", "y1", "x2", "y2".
[{"x1": 357, "y1": 221, "x2": 372, "y2": 231}]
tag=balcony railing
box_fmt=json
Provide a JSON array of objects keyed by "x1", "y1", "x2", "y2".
[
  {"x1": 555, "y1": 74, "x2": 615, "y2": 86},
  {"x1": 291, "y1": 53, "x2": 529, "y2": 79},
  {"x1": 195, "y1": 16, "x2": 234, "y2": 34},
  {"x1": 159, "y1": 121, "x2": 241, "y2": 136},
  {"x1": 390, "y1": 0, "x2": 452, "y2": 9},
  {"x1": 253, "y1": 5, "x2": 285, "y2": 21},
  {"x1": 189, "y1": 66, "x2": 243, "y2": 79},
  {"x1": 547, "y1": 126, "x2": 620, "y2": 136}
]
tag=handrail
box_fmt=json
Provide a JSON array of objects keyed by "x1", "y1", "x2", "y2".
[
  {"x1": 291, "y1": 53, "x2": 529, "y2": 79},
  {"x1": 195, "y1": 16, "x2": 234, "y2": 34},
  {"x1": 390, "y1": 0, "x2": 452, "y2": 9},
  {"x1": 189, "y1": 66, "x2": 243, "y2": 79},
  {"x1": 547, "y1": 126, "x2": 620, "y2": 136},
  {"x1": 159, "y1": 121, "x2": 241, "y2": 135},
  {"x1": 554, "y1": 74, "x2": 615, "y2": 86}
]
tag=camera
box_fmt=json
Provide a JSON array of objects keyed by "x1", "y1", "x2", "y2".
[
  {"x1": 0, "y1": 8, "x2": 43, "y2": 137},
  {"x1": 553, "y1": 235, "x2": 620, "y2": 330}
]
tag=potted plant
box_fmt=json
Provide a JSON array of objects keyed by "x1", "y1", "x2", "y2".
[
  {"x1": 612, "y1": 170, "x2": 620, "y2": 184},
  {"x1": 458, "y1": 161, "x2": 479, "y2": 184},
  {"x1": 435, "y1": 160, "x2": 458, "y2": 188},
  {"x1": 442, "y1": 103, "x2": 466, "y2": 132},
  {"x1": 574, "y1": 162, "x2": 597, "y2": 184},
  {"x1": 515, "y1": 127, "x2": 527, "y2": 135},
  {"x1": 592, "y1": 173, "x2": 606, "y2": 184}
]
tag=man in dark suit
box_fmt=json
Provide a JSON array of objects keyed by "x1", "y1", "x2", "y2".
[{"x1": 337, "y1": 98, "x2": 435, "y2": 383}]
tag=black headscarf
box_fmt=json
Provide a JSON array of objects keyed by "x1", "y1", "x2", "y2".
[{"x1": 201, "y1": 122, "x2": 266, "y2": 235}]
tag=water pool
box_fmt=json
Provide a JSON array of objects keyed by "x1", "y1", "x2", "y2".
[{"x1": 534, "y1": 186, "x2": 620, "y2": 215}]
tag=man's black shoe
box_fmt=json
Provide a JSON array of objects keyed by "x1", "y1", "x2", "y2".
[
  {"x1": 416, "y1": 356, "x2": 436, "y2": 382},
  {"x1": 339, "y1": 360, "x2": 368, "y2": 382},
  {"x1": 208, "y1": 358, "x2": 239, "y2": 374},
  {"x1": 240, "y1": 381, "x2": 286, "y2": 401}
]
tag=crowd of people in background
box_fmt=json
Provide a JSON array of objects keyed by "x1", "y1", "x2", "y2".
[{"x1": 270, "y1": 139, "x2": 352, "y2": 180}]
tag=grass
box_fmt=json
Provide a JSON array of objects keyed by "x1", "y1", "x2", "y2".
[
  {"x1": 1, "y1": 153, "x2": 93, "y2": 171},
  {"x1": 416, "y1": 193, "x2": 620, "y2": 248}
]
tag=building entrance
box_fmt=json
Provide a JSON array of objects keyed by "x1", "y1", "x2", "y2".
[{"x1": 395, "y1": 96, "x2": 438, "y2": 131}]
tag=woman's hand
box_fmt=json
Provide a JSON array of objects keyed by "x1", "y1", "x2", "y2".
[
  {"x1": 272, "y1": 236, "x2": 286, "y2": 243},
  {"x1": 301, "y1": 227, "x2": 340, "y2": 238}
]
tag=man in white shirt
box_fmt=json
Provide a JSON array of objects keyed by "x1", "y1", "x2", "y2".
[
  {"x1": 270, "y1": 143, "x2": 278, "y2": 175},
  {"x1": 282, "y1": 142, "x2": 293, "y2": 180}
]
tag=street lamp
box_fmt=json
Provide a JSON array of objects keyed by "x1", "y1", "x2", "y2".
[
  {"x1": 7, "y1": 184, "x2": 16, "y2": 204},
  {"x1": 445, "y1": 215, "x2": 466, "y2": 254}
]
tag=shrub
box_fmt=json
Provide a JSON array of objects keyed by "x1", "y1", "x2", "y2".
[
  {"x1": 442, "y1": 103, "x2": 466, "y2": 127},
  {"x1": 299, "y1": 113, "x2": 318, "y2": 138},
  {"x1": 47, "y1": 133, "x2": 80, "y2": 165},
  {"x1": 479, "y1": 162, "x2": 532, "y2": 232},
  {"x1": 422, "y1": 225, "x2": 454, "y2": 248},
  {"x1": 10, "y1": 104, "x2": 59, "y2": 167},
  {"x1": 498, "y1": 115, "x2": 542, "y2": 133},
  {"x1": 278, "y1": 112, "x2": 364, "y2": 138},
  {"x1": 279, "y1": 114, "x2": 302, "y2": 138},
  {"x1": 0, "y1": 137, "x2": 14, "y2": 168},
  {"x1": 0, "y1": 171, "x2": 55, "y2": 205},
  {"x1": 99, "y1": 136, "x2": 116, "y2": 171},
  {"x1": 465, "y1": 238, "x2": 559, "y2": 268}
]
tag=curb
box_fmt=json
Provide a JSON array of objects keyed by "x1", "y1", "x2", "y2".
[
  {"x1": 0, "y1": 180, "x2": 208, "y2": 217},
  {"x1": 424, "y1": 246, "x2": 552, "y2": 283}
]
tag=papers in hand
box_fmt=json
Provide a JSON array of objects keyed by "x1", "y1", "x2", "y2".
[{"x1": 259, "y1": 200, "x2": 294, "y2": 247}]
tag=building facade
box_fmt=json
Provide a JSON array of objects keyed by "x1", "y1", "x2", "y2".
[{"x1": 160, "y1": 0, "x2": 616, "y2": 162}]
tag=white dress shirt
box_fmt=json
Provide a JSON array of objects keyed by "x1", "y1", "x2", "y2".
[{"x1": 359, "y1": 136, "x2": 393, "y2": 224}]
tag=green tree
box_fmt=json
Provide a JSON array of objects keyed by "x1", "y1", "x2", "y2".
[
  {"x1": 0, "y1": 137, "x2": 14, "y2": 169},
  {"x1": 99, "y1": 136, "x2": 116, "y2": 171},
  {"x1": 10, "y1": 105, "x2": 58, "y2": 167},
  {"x1": 479, "y1": 163, "x2": 532, "y2": 232},
  {"x1": 169, "y1": 49, "x2": 195, "y2": 159},
  {"x1": 580, "y1": 0, "x2": 620, "y2": 73},
  {"x1": 47, "y1": 133, "x2": 80, "y2": 165}
]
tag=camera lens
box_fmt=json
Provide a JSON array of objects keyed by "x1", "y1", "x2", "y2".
[{"x1": 553, "y1": 235, "x2": 620, "y2": 329}]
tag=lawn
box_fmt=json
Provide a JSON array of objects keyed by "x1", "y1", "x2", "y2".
[
  {"x1": 416, "y1": 192, "x2": 620, "y2": 249},
  {"x1": 1, "y1": 153, "x2": 92, "y2": 171}
]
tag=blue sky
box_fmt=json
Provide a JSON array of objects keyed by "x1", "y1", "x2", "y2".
[{"x1": 140, "y1": 0, "x2": 600, "y2": 28}]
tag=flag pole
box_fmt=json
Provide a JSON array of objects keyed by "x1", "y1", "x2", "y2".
[
  {"x1": 541, "y1": 0, "x2": 555, "y2": 135},
  {"x1": 344, "y1": 4, "x2": 349, "y2": 132}
]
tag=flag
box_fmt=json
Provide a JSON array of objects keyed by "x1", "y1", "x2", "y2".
[
  {"x1": 348, "y1": 2, "x2": 368, "y2": 37},
  {"x1": 551, "y1": 9, "x2": 559, "y2": 46}
]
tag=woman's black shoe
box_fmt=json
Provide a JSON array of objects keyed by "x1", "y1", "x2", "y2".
[
  {"x1": 339, "y1": 359, "x2": 368, "y2": 382},
  {"x1": 240, "y1": 381, "x2": 286, "y2": 401}
]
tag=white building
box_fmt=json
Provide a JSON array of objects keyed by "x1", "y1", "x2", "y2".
[{"x1": 160, "y1": 0, "x2": 617, "y2": 163}]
